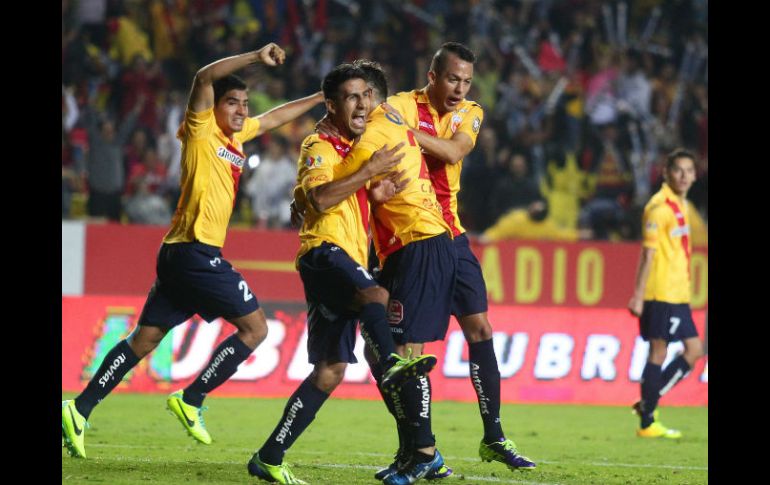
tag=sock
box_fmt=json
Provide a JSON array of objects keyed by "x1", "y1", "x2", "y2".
[
  {"x1": 412, "y1": 450, "x2": 435, "y2": 463},
  {"x1": 659, "y1": 355, "x2": 692, "y2": 397},
  {"x1": 468, "y1": 339, "x2": 504, "y2": 443},
  {"x1": 258, "y1": 377, "x2": 330, "y2": 465},
  {"x1": 401, "y1": 374, "x2": 435, "y2": 449},
  {"x1": 75, "y1": 339, "x2": 140, "y2": 420},
  {"x1": 183, "y1": 334, "x2": 253, "y2": 407},
  {"x1": 640, "y1": 362, "x2": 663, "y2": 428},
  {"x1": 372, "y1": 364, "x2": 411, "y2": 460},
  {"x1": 359, "y1": 303, "x2": 397, "y2": 368}
]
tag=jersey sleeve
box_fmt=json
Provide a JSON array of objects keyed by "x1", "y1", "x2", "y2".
[
  {"x1": 642, "y1": 204, "x2": 667, "y2": 249},
  {"x1": 234, "y1": 116, "x2": 261, "y2": 143},
  {"x1": 334, "y1": 136, "x2": 377, "y2": 180},
  {"x1": 455, "y1": 103, "x2": 484, "y2": 146},
  {"x1": 300, "y1": 140, "x2": 340, "y2": 194},
  {"x1": 182, "y1": 108, "x2": 215, "y2": 140}
]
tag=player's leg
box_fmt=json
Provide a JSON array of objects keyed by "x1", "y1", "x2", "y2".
[
  {"x1": 381, "y1": 235, "x2": 455, "y2": 485},
  {"x1": 63, "y1": 273, "x2": 184, "y2": 458},
  {"x1": 454, "y1": 234, "x2": 535, "y2": 470},
  {"x1": 249, "y1": 360, "x2": 345, "y2": 484},
  {"x1": 659, "y1": 306, "x2": 703, "y2": 397},
  {"x1": 165, "y1": 244, "x2": 264, "y2": 443}
]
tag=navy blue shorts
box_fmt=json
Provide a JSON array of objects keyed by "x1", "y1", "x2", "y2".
[
  {"x1": 452, "y1": 233, "x2": 488, "y2": 317},
  {"x1": 138, "y1": 242, "x2": 260, "y2": 328},
  {"x1": 378, "y1": 233, "x2": 457, "y2": 344},
  {"x1": 639, "y1": 301, "x2": 699, "y2": 342},
  {"x1": 299, "y1": 243, "x2": 378, "y2": 364}
]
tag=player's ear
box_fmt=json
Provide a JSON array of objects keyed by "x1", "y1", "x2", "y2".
[
  {"x1": 325, "y1": 99, "x2": 336, "y2": 115},
  {"x1": 427, "y1": 70, "x2": 436, "y2": 85}
]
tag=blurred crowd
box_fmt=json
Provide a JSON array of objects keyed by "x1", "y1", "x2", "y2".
[{"x1": 62, "y1": 0, "x2": 707, "y2": 245}]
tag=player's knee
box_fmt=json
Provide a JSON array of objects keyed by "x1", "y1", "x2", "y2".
[
  {"x1": 311, "y1": 364, "x2": 347, "y2": 393},
  {"x1": 356, "y1": 286, "x2": 389, "y2": 307},
  {"x1": 128, "y1": 326, "x2": 166, "y2": 358},
  {"x1": 459, "y1": 313, "x2": 493, "y2": 342},
  {"x1": 647, "y1": 340, "x2": 668, "y2": 364},
  {"x1": 685, "y1": 339, "x2": 704, "y2": 362},
  {"x1": 232, "y1": 310, "x2": 268, "y2": 348}
]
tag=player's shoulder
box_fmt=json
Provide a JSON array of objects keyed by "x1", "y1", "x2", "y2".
[{"x1": 459, "y1": 98, "x2": 483, "y2": 114}]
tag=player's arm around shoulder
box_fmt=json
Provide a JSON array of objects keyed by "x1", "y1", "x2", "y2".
[{"x1": 411, "y1": 102, "x2": 483, "y2": 165}]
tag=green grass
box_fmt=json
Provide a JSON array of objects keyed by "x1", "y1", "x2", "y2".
[{"x1": 62, "y1": 393, "x2": 707, "y2": 484}]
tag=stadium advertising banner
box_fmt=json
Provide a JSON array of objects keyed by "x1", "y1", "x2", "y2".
[
  {"x1": 78, "y1": 224, "x2": 708, "y2": 310},
  {"x1": 62, "y1": 296, "x2": 707, "y2": 406}
]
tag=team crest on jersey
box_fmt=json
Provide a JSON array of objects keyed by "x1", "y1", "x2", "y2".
[
  {"x1": 645, "y1": 222, "x2": 657, "y2": 232},
  {"x1": 217, "y1": 146, "x2": 245, "y2": 168},
  {"x1": 385, "y1": 111, "x2": 403, "y2": 125},
  {"x1": 450, "y1": 114, "x2": 462, "y2": 133},
  {"x1": 305, "y1": 155, "x2": 323, "y2": 168},
  {"x1": 472, "y1": 116, "x2": 481, "y2": 133},
  {"x1": 387, "y1": 300, "x2": 404, "y2": 325}
]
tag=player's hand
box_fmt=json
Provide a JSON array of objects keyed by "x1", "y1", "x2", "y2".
[
  {"x1": 315, "y1": 114, "x2": 341, "y2": 138},
  {"x1": 627, "y1": 296, "x2": 643, "y2": 317},
  {"x1": 365, "y1": 143, "x2": 405, "y2": 178},
  {"x1": 385, "y1": 169, "x2": 410, "y2": 194},
  {"x1": 289, "y1": 198, "x2": 306, "y2": 228},
  {"x1": 256, "y1": 43, "x2": 286, "y2": 66},
  {"x1": 369, "y1": 178, "x2": 397, "y2": 204}
]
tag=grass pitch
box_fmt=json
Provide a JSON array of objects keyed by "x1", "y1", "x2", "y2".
[{"x1": 62, "y1": 393, "x2": 707, "y2": 484}]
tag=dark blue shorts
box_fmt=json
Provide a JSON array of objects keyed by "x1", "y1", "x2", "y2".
[
  {"x1": 639, "y1": 301, "x2": 699, "y2": 342},
  {"x1": 452, "y1": 233, "x2": 488, "y2": 317},
  {"x1": 138, "y1": 242, "x2": 260, "y2": 328},
  {"x1": 299, "y1": 243, "x2": 378, "y2": 364},
  {"x1": 378, "y1": 233, "x2": 457, "y2": 344}
]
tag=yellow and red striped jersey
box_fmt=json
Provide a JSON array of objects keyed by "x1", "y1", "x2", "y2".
[
  {"x1": 164, "y1": 108, "x2": 261, "y2": 247},
  {"x1": 335, "y1": 104, "x2": 451, "y2": 265},
  {"x1": 387, "y1": 89, "x2": 484, "y2": 236},
  {"x1": 642, "y1": 183, "x2": 693, "y2": 303},
  {"x1": 295, "y1": 133, "x2": 371, "y2": 268}
]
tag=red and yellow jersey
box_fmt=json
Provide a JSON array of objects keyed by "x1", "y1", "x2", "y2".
[
  {"x1": 335, "y1": 104, "x2": 451, "y2": 264},
  {"x1": 296, "y1": 133, "x2": 371, "y2": 268},
  {"x1": 641, "y1": 183, "x2": 693, "y2": 303},
  {"x1": 164, "y1": 108, "x2": 261, "y2": 247},
  {"x1": 387, "y1": 89, "x2": 484, "y2": 236}
]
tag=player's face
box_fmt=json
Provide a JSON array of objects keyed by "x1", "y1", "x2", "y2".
[
  {"x1": 429, "y1": 53, "x2": 474, "y2": 115},
  {"x1": 329, "y1": 78, "x2": 371, "y2": 139},
  {"x1": 666, "y1": 157, "x2": 696, "y2": 196},
  {"x1": 214, "y1": 89, "x2": 249, "y2": 137}
]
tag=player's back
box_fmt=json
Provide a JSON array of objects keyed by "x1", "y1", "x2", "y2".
[{"x1": 335, "y1": 105, "x2": 450, "y2": 262}]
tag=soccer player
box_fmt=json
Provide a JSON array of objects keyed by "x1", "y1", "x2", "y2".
[
  {"x1": 628, "y1": 148, "x2": 705, "y2": 439},
  {"x1": 247, "y1": 63, "x2": 437, "y2": 485},
  {"x1": 329, "y1": 60, "x2": 458, "y2": 485},
  {"x1": 61, "y1": 43, "x2": 326, "y2": 459},
  {"x1": 377, "y1": 42, "x2": 536, "y2": 475}
]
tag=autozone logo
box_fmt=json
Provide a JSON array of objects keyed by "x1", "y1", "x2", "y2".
[{"x1": 387, "y1": 300, "x2": 404, "y2": 325}]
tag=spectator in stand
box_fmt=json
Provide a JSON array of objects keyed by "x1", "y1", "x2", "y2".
[
  {"x1": 243, "y1": 135, "x2": 296, "y2": 228},
  {"x1": 83, "y1": 94, "x2": 143, "y2": 221}
]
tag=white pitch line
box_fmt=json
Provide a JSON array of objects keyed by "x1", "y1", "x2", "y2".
[
  {"x1": 84, "y1": 444, "x2": 707, "y2": 472},
  {"x1": 86, "y1": 455, "x2": 562, "y2": 485}
]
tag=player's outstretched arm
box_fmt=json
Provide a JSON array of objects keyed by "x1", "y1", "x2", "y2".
[
  {"x1": 309, "y1": 143, "x2": 405, "y2": 213},
  {"x1": 254, "y1": 91, "x2": 325, "y2": 136},
  {"x1": 188, "y1": 43, "x2": 286, "y2": 113}
]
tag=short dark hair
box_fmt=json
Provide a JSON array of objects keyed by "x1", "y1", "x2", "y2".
[
  {"x1": 429, "y1": 42, "x2": 476, "y2": 75},
  {"x1": 321, "y1": 63, "x2": 368, "y2": 100},
  {"x1": 352, "y1": 59, "x2": 389, "y2": 103},
  {"x1": 213, "y1": 74, "x2": 247, "y2": 104},
  {"x1": 666, "y1": 148, "x2": 696, "y2": 170}
]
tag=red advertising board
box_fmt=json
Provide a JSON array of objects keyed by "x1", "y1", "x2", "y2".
[
  {"x1": 82, "y1": 225, "x2": 708, "y2": 309},
  {"x1": 62, "y1": 296, "x2": 707, "y2": 406}
]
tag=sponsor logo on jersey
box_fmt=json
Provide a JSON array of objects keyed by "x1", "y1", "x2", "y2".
[
  {"x1": 385, "y1": 111, "x2": 403, "y2": 125},
  {"x1": 217, "y1": 146, "x2": 245, "y2": 168},
  {"x1": 472, "y1": 116, "x2": 481, "y2": 133}
]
